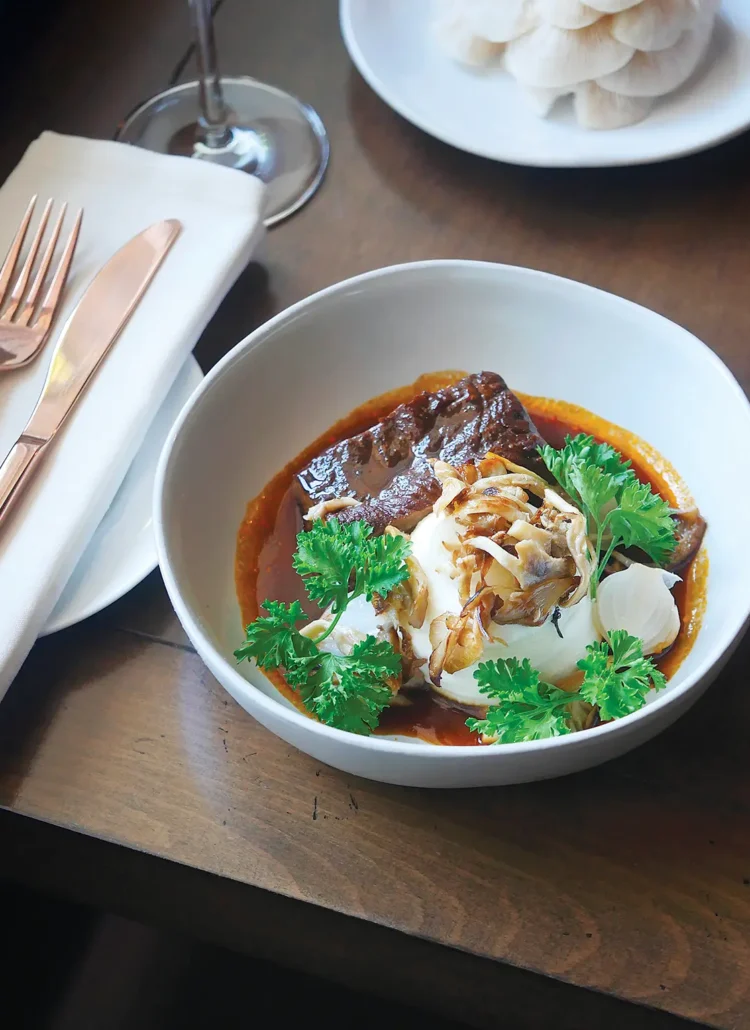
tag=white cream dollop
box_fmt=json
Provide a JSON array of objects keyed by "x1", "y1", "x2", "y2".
[{"x1": 594, "y1": 562, "x2": 680, "y2": 655}]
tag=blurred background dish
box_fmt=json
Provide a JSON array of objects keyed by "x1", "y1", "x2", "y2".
[{"x1": 340, "y1": 0, "x2": 750, "y2": 166}]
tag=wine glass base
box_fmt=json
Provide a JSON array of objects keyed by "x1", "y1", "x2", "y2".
[{"x1": 116, "y1": 78, "x2": 329, "y2": 227}]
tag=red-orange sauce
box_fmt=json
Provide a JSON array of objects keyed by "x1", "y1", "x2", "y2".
[{"x1": 235, "y1": 374, "x2": 708, "y2": 745}]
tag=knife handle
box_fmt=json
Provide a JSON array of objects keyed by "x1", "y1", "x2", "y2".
[{"x1": 0, "y1": 436, "x2": 46, "y2": 528}]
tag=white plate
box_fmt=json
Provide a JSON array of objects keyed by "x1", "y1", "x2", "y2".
[
  {"x1": 42, "y1": 357, "x2": 203, "y2": 636},
  {"x1": 155, "y1": 260, "x2": 750, "y2": 788},
  {"x1": 340, "y1": 0, "x2": 750, "y2": 168}
]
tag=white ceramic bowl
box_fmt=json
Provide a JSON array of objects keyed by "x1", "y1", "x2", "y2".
[{"x1": 154, "y1": 261, "x2": 750, "y2": 788}]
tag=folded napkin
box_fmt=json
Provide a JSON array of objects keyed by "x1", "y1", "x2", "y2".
[{"x1": 0, "y1": 131, "x2": 264, "y2": 699}]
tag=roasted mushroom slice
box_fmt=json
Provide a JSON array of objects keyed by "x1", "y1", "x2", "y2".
[
  {"x1": 428, "y1": 609, "x2": 486, "y2": 685},
  {"x1": 373, "y1": 526, "x2": 430, "y2": 629},
  {"x1": 303, "y1": 496, "x2": 361, "y2": 522}
]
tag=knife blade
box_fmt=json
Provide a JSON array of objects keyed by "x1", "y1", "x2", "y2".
[{"x1": 0, "y1": 218, "x2": 182, "y2": 526}]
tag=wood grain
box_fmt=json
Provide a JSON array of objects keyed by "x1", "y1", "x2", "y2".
[
  {"x1": 3, "y1": 621, "x2": 748, "y2": 1030},
  {"x1": 1, "y1": 1, "x2": 749, "y2": 1027}
]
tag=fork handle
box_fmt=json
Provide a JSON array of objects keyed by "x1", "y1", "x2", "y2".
[{"x1": 0, "y1": 436, "x2": 46, "y2": 528}]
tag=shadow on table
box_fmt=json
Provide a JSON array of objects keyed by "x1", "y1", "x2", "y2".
[
  {"x1": 192, "y1": 259, "x2": 276, "y2": 372},
  {"x1": 346, "y1": 65, "x2": 750, "y2": 238},
  {"x1": 0, "y1": 622, "x2": 154, "y2": 808},
  {"x1": 3, "y1": 878, "x2": 475, "y2": 1030}
]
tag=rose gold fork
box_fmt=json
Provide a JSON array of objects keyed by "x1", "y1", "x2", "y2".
[{"x1": 0, "y1": 195, "x2": 82, "y2": 371}]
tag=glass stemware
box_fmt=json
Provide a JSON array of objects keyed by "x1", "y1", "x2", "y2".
[{"x1": 116, "y1": 0, "x2": 328, "y2": 226}]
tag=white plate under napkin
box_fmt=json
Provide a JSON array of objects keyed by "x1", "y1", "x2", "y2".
[
  {"x1": 42, "y1": 355, "x2": 204, "y2": 636},
  {"x1": 0, "y1": 131, "x2": 264, "y2": 701}
]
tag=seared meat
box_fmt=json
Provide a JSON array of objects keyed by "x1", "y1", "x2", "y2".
[
  {"x1": 296, "y1": 372, "x2": 546, "y2": 533},
  {"x1": 668, "y1": 508, "x2": 707, "y2": 572}
]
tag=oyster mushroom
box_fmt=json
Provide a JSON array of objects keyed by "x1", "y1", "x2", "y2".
[
  {"x1": 374, "y1": 526, "x2": 430, "y2": 630},
  {"x1": 597, "y1": 2, "x2": 716, "y2": 96},
  {"x1": 304, "y1": 496, "x2": 361, "y2": 522},
  {"x1": 435, "y1": 0, "x2": 719, "y2": 131},
  {"x1": 539, "y1": 489, "x2": 594, "y2": 604},
  {"x1": 505, "y1": 19, "x2": 635, "y2": 89},
  {"x1": 432, "y1": 0, "x2": 505, "y2": 65},
  {"x1": 428, "y1": 608, "x2": 486, "y2": 684},
  {"x1": 431, "y1": 459, "x2": 472, "y2": 514},
  {"x1": 586, "y1": 0, "x2": 645, "y2": 11},
  {"x1": 466, "y1": 0, "x2": 540, "y2": 41},
  {"x1": 574, "y1": 80, "x2": 653, "y2": 127},
  {"x1": 519, "y1": 84, "x2": 573, "y2": 116},
  {"x1": 611, "y1": 0, "x2": 699, "y2": 52},
  {"x1": 537, "y1": 0, "x2": 605, "y2": 30},
  {"x1": 460, "y1": 487, "x2": 594, "y2": 625}
]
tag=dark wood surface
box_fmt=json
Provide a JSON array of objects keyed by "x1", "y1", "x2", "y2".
[{"x1": 1, "y1": 1, "x2": 750, "y2": 1028}]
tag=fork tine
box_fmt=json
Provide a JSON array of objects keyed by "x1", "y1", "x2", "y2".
[
  {"x1": 4, "y1": 197, "x2": 53, "y2": 321},
  {"x1": 15, "y1": 202, "x2": 67, "y2": 327},
  {"x1": 32, "y1": 208, "x2": 82, "y2": 334},
  {"x1": 0, "y1": 195, "x2": 36, "y2": 311}
]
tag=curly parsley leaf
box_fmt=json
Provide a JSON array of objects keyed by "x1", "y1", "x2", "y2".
[
  {"x1": 306, "y1": 637, "x2": 400, "y2": 735},
  {"x1": 608, "y1": 628, "x2": 644, "y2": 668},
  {"x1": 238, "y1": 519, "x2": 410, "y2": 735},
  {"x1": 605, "y1": 479, "x2": 676, "y2": 566},
  {"x1": 467, "y1": 632, "x2": 666, "y2": 743},
  {"x1": 577, "y1": 630, "x2": 666, "y2": 722},
  {"x1": 540, "y1": 432, "x2": 676, "y2": 594},
  {"x1": 293, "y1": 517, "x2": 411, "y2": 611},
  {"x1": 234, "y1": 600, "x2": 315, "y2": 669},
  {"x1": 562, "y1": 434, "x2": 635, "y2": 488},
  {"x1": 359, "y1": 531, "x2": 412, "y2": 599},
  {"x1": 540, "y1": 434, "x2": 634, "y2": 511},
  {"x1": 293, "y1": 517, "x2": 356, "y2": 613},
  {"x1": 467, "y1": 657, "x2": 575, "y2": 743}
]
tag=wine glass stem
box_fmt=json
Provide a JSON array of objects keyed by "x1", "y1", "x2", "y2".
[{"x1": 189, "y1": 0, "x2": 232, "y2": 148}]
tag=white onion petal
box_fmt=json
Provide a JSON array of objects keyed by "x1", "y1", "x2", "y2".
[{"x1": 595, "y1": 563, "x2": 680, "y2": 655}]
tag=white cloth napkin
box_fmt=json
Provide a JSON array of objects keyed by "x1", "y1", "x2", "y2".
[{"x1": 0, "y1": 131, "x2": 264, "y2": 699}]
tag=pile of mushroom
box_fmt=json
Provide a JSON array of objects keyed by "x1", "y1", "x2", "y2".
[
  {"x1": 403, "y1": 453, "x2": 597, "y2": 687},
  {"x1": 433, "y1": 0, "x2": 721, "y2": 129}
]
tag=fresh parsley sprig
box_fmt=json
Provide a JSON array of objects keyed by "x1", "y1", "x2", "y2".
[
  {"x1": 466, "y1": 658, "x2": 576, "y2": 743},
  {"x1": 540, "y1": 434, "x2": 676, "y2": 594},
  {"x1": 293, "y1": 517, "x2": 411, "y2": 633},
  {"x1": 235, "y1": 520, "x2": 410, "y2": 735},
  {"x1": 577, "y1": 630, "x2": 666, "y2": 721},
  {"x1": 466, "y1": 630, "x2": 665, "y2": 744}
]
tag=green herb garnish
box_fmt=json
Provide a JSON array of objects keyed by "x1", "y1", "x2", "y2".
[
  {"x1": 235, "y1": 519, "x2": 410, "y2": 735},
  {"x1": 540, "y1": 433, "x2": 675, "y2": 594},
  {"x1": 466, "y1": 657, "x2": 576, "y2": 743},
  {"x1": 466, "y1": 631, "x2": 665, "y2": 744},
  {"x1": 577, "y1": 629, "x2": 667, "y2": 721}
]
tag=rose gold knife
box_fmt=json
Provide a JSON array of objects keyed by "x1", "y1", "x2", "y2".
[{"x1": 0, "y1": 218, "x2": 182, "y2": 528}]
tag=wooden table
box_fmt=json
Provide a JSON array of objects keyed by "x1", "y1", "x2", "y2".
[{"x1": 1, "y1": 2, "x2": 749, "y2": 1027}]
